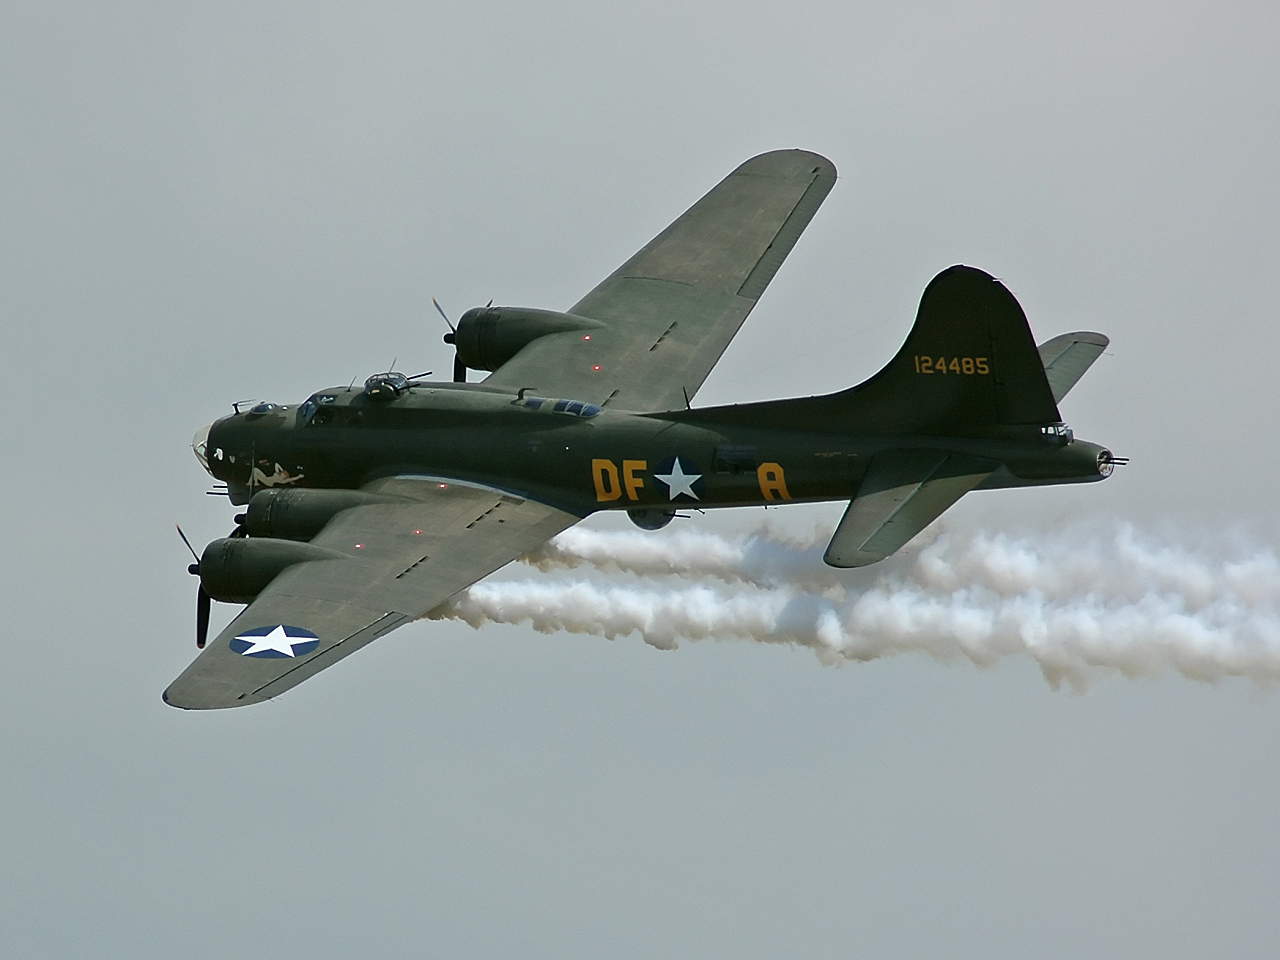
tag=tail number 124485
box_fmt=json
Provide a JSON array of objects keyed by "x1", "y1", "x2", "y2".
[{"x1": 914, "y1": 356, "x2": 989, "y2": 375}]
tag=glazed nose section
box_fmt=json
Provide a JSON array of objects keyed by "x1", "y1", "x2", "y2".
[{"x1": 192, "y1": 422, "x2": 214, "y2": 475}]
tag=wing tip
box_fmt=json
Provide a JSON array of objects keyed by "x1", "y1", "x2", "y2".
[
  {"x1": 734, "y1": 148, "x2": 837, "y2": 182},
  {"x1": 162, "y1": 680, "x2": 268, "y2": 711},
  {"x1": 1062, "y1": 330, "x2": 1110, "y2": 348}
]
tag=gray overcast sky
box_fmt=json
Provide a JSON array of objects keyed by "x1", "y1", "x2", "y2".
[{"x1": 3, "y1": 2, "x2": 1280, "y2": 957}]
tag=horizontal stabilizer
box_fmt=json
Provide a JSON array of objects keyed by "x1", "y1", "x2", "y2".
[
  {"x1": 1037, "y1": 332, "x2": 1108, "y2": 403},
  {"x1": 824, "y1": 452, "x2": 994, "y2": 568}
]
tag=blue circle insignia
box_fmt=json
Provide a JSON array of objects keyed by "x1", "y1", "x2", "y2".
[{"x1": 230, "y1": 624, "x2": 321, "y2": 658}]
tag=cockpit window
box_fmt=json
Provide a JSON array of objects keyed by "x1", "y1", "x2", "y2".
[
  {"x1": 518, "y1": 396, "x2": 601, "y2": 419},
  {"x1": 300, "y1": 394, "x2": 338, "y2": 425}
]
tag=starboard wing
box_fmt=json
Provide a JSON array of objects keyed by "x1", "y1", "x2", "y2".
[
  {"x1": 164, "y1": 478, "x2": 580, "y2": 709},
  {"x1": 484, "y1": 149, "x2": 836, "y2": 412}
]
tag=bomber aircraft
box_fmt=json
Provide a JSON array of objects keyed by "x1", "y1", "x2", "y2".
[{"x1": 167, "y1": 149, "x2": 1120, "y2": 709}]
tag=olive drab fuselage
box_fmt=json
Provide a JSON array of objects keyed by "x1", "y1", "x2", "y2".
[
  {"x1": 168, "y1": 145, "x2": 1123, "y2": 712},
  {"x1": 199, "y1": 381, "x2": 1111, "y2": 520}
]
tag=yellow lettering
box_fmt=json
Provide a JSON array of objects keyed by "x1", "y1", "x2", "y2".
[
  {"x1": 623, "y1": 459, "x2": 647, "y2": 501},
  {"x1": 914, "y1": 356, "x2": 991, "y2": 375},
  {"x1": 593, "y1": 459, "x2": 622, "y2": 501},
  {"x1": 757, "y1": 462, "x2": 792, "y2": 502}
]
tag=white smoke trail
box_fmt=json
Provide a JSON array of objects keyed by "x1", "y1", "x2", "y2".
[
  {"x1": 425, "y1": 522, "x2": 1280, "y2": 690},
  {"x1": 521, "y1": 524, "x2": 847, "y2": 590}
]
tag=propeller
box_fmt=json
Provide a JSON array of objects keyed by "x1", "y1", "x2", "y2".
[
  {"x1": 433, "y1": 297, "x2": 467, "y2": 383},
  {"x1": 432, "y1": 296, "x2": 455, "y2": 332},
  {"x1": 196, "y1": 586, "x2": 211, "y2": 650},
  {"x1": 176, "y1": 524, "x2": 211, "y2": 649}
]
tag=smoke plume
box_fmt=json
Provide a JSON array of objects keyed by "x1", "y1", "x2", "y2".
[{"x1": 424, "y1": 521, "x2": 1280, "y2": 690}]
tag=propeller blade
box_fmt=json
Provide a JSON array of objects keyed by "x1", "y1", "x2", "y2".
[
  {"x1": 431, "y1": 297, "x2": 456, "y2": 332},
  {"x1": 453, "y1": 354, "x2": 467, "y2": 383},
  {"x1": 196, "y1": 585, "x2": 211, "y2": 649},
  {"x1": 175, "y1": 524, "x2": 200, "y2": 563}
]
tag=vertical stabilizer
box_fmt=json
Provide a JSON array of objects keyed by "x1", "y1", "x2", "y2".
[
  {"x1": 829, "y1": 265, "x2": 1061, "y2": 434},
  {"x1": 661, "y1": 265, "x2": 1063, "y2": 437}
]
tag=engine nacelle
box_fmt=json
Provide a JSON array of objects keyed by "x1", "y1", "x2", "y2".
[
  {"x1": 628, "y1": 508, "x2": 677, "y2": 531},
  {"x1": 237, "y1": 488, "x2": 399, "y2": 541},
  {"x1": 449, "y1": 306, "x2": 604, "y2": 372},
  {"x1": 197, "y1": 537, "x2": 347, "y2": 604}
]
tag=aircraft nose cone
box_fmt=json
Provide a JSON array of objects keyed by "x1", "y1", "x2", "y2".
[{"x1": 192, "y1": 422, "x2": 214, "y2": 475}]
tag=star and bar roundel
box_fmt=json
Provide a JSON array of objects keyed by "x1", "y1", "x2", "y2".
[
  {"x1": 653, "y1": 456, "x2": 704, "y2": 501},
  {"x1": 230, "y1": 625, "x2": 320, "y2": 658}
]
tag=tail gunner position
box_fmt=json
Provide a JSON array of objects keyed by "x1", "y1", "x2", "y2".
[{"x1": 170, "y1": 150, "x2": 1121, "y2": 709}]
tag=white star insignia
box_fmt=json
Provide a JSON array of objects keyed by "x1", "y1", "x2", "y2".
[
  {"x1": 236, "y1": 625, "x2": 303, "y2": 657},
  {"x1": 653, "y1": 457, "x2": 701, "y2": 500}
]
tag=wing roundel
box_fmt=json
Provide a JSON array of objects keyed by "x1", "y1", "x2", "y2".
[{"x1": 164, "y1": 477, "x2": 581, "y2": 710}]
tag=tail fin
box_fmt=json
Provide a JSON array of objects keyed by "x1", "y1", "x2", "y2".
[
  {"x1": 669, "y1": 265, "x2": 1062, "y2": 436},
  {"x1": 828, "y1": 265, "x2": 1060, "y2": 434}
]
